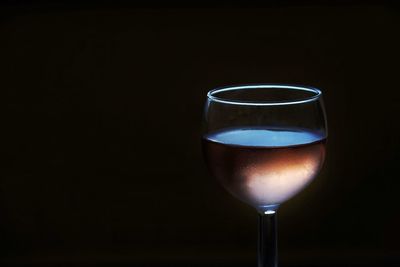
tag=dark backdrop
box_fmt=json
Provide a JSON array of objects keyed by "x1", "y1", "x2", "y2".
[{"x1": 2, "y1": 1, "x2": 400, "y2": 266}]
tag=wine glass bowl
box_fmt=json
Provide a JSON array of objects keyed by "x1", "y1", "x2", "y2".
[{"x1": 202, "y1": 84, "x2": 327, "y2": 267}]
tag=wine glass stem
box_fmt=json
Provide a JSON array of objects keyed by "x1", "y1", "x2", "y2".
[{"x1": 258, "y1": 211, "x2": 278, "y2": 267}]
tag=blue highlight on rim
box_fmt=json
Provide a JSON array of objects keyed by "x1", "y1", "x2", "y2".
[{"x1": 207, "y1": 84, "x2": 322, "y2": 106}]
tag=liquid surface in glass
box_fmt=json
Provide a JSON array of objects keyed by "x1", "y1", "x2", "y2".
[{"x1": 203, "y1": 127, "x2": 326, "y2": 208}]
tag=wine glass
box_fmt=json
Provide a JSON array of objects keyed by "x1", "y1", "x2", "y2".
[{"x1": 202, "y1": 84, "x2": 327, "y2": 267}]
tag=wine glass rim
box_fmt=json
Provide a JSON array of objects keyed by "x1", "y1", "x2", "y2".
[{"x1": 207, "y1": 84, "x2": 322, "y2": 106}]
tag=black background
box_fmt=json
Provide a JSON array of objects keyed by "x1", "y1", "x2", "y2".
[{"x1": 2, "y1": 1, "x2": 400, "y2": 266}]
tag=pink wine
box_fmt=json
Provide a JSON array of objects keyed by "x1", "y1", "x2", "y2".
[{"x1": 203, "y1": 128, "x2": 326, "y2": 209}]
